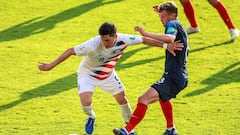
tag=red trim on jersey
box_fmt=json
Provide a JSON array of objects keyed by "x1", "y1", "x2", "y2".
[{"x1": 92, "y1": 74, "x2": 110, "y2": 80}]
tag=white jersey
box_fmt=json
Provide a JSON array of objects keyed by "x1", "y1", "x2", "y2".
[{"x1": 74, "y1": 33, "x2": 143, "y2": 80}]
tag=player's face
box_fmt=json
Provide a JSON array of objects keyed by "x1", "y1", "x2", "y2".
[
  {"x1": 159, "y1": 10, "x2": 174, "y2": 27},
  {"x1": 100, "y1": 34, "x2": 117, "y2": 48}
]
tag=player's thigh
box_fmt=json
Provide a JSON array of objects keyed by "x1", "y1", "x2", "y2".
[
  {"x1": 77, "y1": 73, "x2": 95, "y2": 106},
  {"x1": 138, "y1": 87, "x2": 160, "y2": 105}
]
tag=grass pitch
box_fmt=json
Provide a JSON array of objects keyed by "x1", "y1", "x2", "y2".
[{"x1": 0, "y1": 0, "x2": 240, "y2": 134}]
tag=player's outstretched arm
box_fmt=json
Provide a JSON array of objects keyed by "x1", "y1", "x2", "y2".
[
  {"x1": 38, "y1": 47, "x2": 76, "y2": 71},
  {"x1": 135, "y1": 26, "x2": 175, "y2": 43},
  {"x1": 142, "y1": 37, "x2": 183, "y2": 56}
]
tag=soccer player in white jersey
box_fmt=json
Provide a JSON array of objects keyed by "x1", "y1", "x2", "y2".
[{"x1": 38, "y1": 22, "x2": 183, "y2": 135}]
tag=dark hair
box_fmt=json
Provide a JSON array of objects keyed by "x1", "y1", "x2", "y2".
[
  {"x1": 159, "y1": 2, "x2": 178, "y2": 16},
  {"x1": 98, "y1": 22, "x2": 117, "y2": 37}
]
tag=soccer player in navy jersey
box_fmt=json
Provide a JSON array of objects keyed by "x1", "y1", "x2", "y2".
[
  {"x1": 113, "y1": 1, "x2": 189, "y2": 135},
  {"x1": 38, "y1": 22, "x2": 183, "y2": 135}
]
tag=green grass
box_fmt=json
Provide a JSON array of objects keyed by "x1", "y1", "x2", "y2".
[{"x1": 1, "y1": 0, "x2": 240, "y2": 134}]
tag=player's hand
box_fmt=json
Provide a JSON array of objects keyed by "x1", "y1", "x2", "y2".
[
  {"x1": 167, "y1": 40, "x2": 184, "y2": 56},
  {"x1": 134, "y1": 26, "x2": 146, "y2": 36},
  {"x1": 38, "y1": 62, "x2": 54, "y2": 71}
]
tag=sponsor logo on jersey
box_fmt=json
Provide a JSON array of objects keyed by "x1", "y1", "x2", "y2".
[
  {"x1": 166, "y1": 27, "x2": 175, "y2": 33},
  {"x1": 129, "y1": 36, "x2": 136, "y2": 40},
  {"x1": 116, "y1": 41, "x2": 125, "y2": 46}
]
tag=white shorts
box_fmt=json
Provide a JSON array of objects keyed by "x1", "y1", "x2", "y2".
[{"x1": 77, "y1": 69, "x2": 125, "y2": 95}]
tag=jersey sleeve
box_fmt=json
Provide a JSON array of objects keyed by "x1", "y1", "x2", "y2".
[
  {"x1": 118, "y1": 33, "x2": 143, "y2": 46},
  {"x1": 73, "y1": 36, "x2": 100, "y2": 56},
  {"x1": 165, "y1": 21, "x2": 178, "y2": 36}
]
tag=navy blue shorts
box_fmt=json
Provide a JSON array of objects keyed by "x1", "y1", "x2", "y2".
[{"x1": 151, "y1": 74, "x2": 188, "y2": 102}]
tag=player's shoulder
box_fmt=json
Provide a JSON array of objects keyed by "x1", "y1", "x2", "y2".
[
  {"x1": 116, "y1": 33, "x2": 129, "y2": 38},
  {"x1": 89, "y1": 35, "x2": 101, "y2": 42},
  {"x1": 86, "y1": 36, "x2": 101, "y2": 44},
  {"x1": 78, "y1": 35, "x2": 101, "y2": 49},
  {"x1": 167, "y1": 19, "x2": 182, "y2": 27}
]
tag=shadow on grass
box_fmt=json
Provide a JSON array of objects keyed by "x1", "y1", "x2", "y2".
[
  {"x1": 184, "y1": 61, "x2": 240, "y2": 97},
  {"x1": 116, "y1": 46, "x2": 165, "y2": 70},
  {"x1": 0, "y1": 37, "x2": 235, "y2": 111},
  {"x1": 190, "y1": 40, "x2": 232, "y2": 53},
  {"x1": 182, "y1": 40, "x2": 237, "y2": 97},
  {"x1": 0, "y1": 73, "x2": 77, "y2": 111},
  {"x1": 116, "y1": 40, "x2": 231, "y2": 70},
  {"x1": 0, "y1": 0, "x2": 123, "y2": 42}
]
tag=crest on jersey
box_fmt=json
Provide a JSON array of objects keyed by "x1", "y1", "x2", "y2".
[
  {"x1": 129, "y1": 36, "x2": 136, "y2": 40},
  {"x1": 116, "y1": 40, "x2": 125, "y2": 46},
  {"x1": 166, "y1": 27, "x2": 175, "y2": 33}
]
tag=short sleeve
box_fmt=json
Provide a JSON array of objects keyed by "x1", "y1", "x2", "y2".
[
  {"x1": 117, "y1": 33, "x2": 143, "y2": 46},
  {"x1": 165, "y1": 21, "x2": 177, "y2": 36}
]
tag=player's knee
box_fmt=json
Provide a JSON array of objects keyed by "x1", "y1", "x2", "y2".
[
  {"x1": 117, "y1": 97, "x2": 128, "y2": 105},
  {"x1": 80, "y1": 97, "x2": 92, "y2": 106},
  {"x1": 79, "y1": 92, "x2": 92, "y2": 106},
  {"x1": 114, "y1": 91, "x2": 128, "y2": 105},
  {"x1": 137, "y1": 95, "x2": 147, "y2": 105}
]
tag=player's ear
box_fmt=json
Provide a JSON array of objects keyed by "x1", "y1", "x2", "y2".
[
  {"x1": 171, "y1": 13, "x2": 177, "y2": 19},
  {"x1": 114, "y1": 33, "x2": 118, "y2": 39}
]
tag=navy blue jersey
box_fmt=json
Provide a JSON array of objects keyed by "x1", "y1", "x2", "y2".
[{"x1": 164, "y1": 20, "x2": 189, "y2": 85}]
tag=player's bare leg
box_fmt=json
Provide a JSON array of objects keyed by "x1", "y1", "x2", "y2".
[{"x1": 80, "y1": 92, "x2": 96, "y2": 134}]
